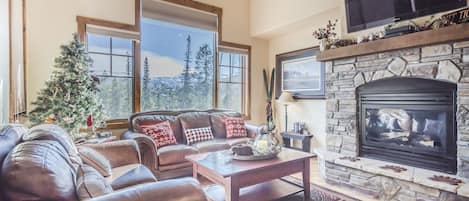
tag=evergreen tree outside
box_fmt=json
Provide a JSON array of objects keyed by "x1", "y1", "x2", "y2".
[
  {"x1": 181, "y1": 35, "x2": 193, "y2": 109},
  {"x1": 29, "y1": 34, "x2": 106, "y2": 137}
]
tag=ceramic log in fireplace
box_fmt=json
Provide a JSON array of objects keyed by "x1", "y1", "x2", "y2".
[{"x1": 358, "y1": 78, "x2": 457, "y2": 174}]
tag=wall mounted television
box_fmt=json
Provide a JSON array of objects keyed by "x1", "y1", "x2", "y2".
[{"x1": 345, "y1": 0, "x2": 467, "y2": 33}]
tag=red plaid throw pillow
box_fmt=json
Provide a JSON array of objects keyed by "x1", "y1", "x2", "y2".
[
  {"x1": 184, "y1": 127, "x2": 214, "y2": 145},
  {"x1": 140, "y1": 121, "x2": 177, "y2": 148},
  {"x1": 225, "y1": 117, "x2": 247, "y2": 138}
]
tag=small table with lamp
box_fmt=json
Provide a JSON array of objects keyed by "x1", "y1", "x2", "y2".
[{"x1": 278, "y1": 91, "x2": 315, "y2": 154}]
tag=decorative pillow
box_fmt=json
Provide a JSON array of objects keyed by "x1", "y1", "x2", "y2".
[
  {"x1": 225, "y1": 117, "x2": 247, "y2": 138},
  {"x1": 76, "y1": 164, "x2": 113, "y2": 200},
  {"x1": 184, "y1": 127, "x2": 214, "y2": 145},
  {"x1": 78, "y1": 146, "x2": 112, "y2": 177},
  {"x1": 140, "y1": 121, "x2": 177, "y2": 148}
]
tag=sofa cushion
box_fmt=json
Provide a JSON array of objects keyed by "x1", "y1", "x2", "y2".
[
  {"x1": 106, "y1": 164, "x2": 157, "y2": 190},
  {"x1": 1, "y1": 140, "x2": 78, "y2": 201},
  {"x1": 191, "y1": 139, "x2": 230, "y2": 153},
  {"x1": 210, "y1": 112, "x2": 242, "y2": 138},
  {"x1": 225, "y1": 137, "x2": 251, "y2": 147},
  {"x1": 184, "y1": 127, "x2": 214, "y2": 145},
  {"x1": 179, "y1": 112, "x2": 211, "y2": 142},
  {"x1": 78, "y1": 146, "x2": 112, "y2": 177},
  {"x1": 77, "y1": 164, "x2": 113, "y2": 200},
  {"x1": 225, "y1": 117, "x2": 248, "y2": 138},
  {"x1": 157, "y1": 144, "x2": 198, "y2": 166},
  {"x1": 141, "y1": 121, "x2": 178, "y2": 148},
  {"x1": 133, "y1": 115, "x2": 184, "y2": 143}
]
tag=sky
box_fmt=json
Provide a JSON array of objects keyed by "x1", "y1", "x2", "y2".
[
  {"x1": 87, "y1": 18, "x2": 216, "y2": 78},
  {"x1": 141, "y1": 18, "x2": 216, "y2": 77}
]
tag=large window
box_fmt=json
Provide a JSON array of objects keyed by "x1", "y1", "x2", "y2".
[
  {"x1": 87, "y1": 33, "x2": 135, "y2": 119},
  {"x1": 218, "y1": 47, "x2": 249, "y2": 114},
  {"x1": 140, "y1": 18, "x2": 216, "y2": 111},
  {"x1": 81, "y1": 0, "x2": 251, "y2": 125}
]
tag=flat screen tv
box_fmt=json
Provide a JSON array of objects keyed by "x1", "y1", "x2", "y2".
[{"x1": 346, "y1": 0, "x2": 467, "y2": 32}]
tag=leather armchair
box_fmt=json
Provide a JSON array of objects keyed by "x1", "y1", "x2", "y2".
[
  {"x1": 89, "y1": 178, "x2": 207, "y2": 201},
  {"x1": 0, "y1": 124, "x2": 208, "y2": 201}
]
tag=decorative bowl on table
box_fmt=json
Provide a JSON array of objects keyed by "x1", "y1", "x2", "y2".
[{"x1": 230, "y1": 133, "x2": 282, "y2": 161}]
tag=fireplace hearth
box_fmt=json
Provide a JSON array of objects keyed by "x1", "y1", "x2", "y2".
[{"x1": 358, "y1": 78, "x2": 457, "y2": 174}]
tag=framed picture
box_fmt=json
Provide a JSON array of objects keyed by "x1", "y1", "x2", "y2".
[{"x1": 275, "y1": 47, "x2": 325, "y2": 99}]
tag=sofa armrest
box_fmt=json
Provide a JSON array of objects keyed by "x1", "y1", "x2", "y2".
[
  {"x1": 89, "y1": 178, "x2": 207, "y2": 201},
  {"x1": 245, "y1": 123, "x2": 263, "y2": 138},
  {"x1": 121, "y1": 131, "x2": 159, "y2": 174},
  {"x1": 83, "y1": 140, "x2": 140, "y2": 168}
]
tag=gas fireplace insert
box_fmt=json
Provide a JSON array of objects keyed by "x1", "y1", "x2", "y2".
[{"x1": 358, "y1": 78, "x2": 457, "y2": 174}]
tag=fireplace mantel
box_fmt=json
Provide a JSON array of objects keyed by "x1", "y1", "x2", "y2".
[{"x1": 317, "y1": 23, "x2": 469, "y2": 62}]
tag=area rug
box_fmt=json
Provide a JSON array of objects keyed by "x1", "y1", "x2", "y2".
[{"x1": 274, "y1": 177, "x2": 360, "y2": 201}]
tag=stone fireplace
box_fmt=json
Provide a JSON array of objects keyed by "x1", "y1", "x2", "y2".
[
  {"x1": 358, "y1": 77, "x2": 457, "y2": 174},
  {"x1": 320, "y1": 40, "x2": 469, "y2": 199}
]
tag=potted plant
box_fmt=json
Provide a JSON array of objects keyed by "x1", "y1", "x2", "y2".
[{"x1": 313, "y1": 19, "x2": 338, "y2": 51}]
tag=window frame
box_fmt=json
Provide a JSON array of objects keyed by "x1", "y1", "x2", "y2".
[
  {"x1": 87, "y1": 34, "x2": 136, "y2": 120},
  {"x1": 77, "y1": 0, "x2": 251, "y2": 129},
  {"x1": 218, "y1": 41, "x2": 251, "y2": 119}
]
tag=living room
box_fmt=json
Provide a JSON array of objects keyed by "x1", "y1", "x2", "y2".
[{"x1": 2, "y1": 0, "x2": 469, "y2": 200}]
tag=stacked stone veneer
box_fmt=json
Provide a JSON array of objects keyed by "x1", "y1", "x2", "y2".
[{"x1": 323, "y1": 40, "x2": 469, "y2": 200}]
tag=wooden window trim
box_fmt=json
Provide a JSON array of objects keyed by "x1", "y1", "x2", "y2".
[
  {"x1": 9, "y1": 0, "x2": 27, "y2": 122},
  {"x1": 219, "y1": 41, "x2": 251, "y2": 120},
  {"x1": 77, "y1": 0, "x2": 141, "y2": 129},
  {"x1": 75, "y1": 0, "x2": 252, "y2": 128}
]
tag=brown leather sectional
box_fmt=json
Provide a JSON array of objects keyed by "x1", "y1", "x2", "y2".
[
  {"x1": 122, "y1": 110, "x2": 263, "y2": 180},
  {"x1": 0, "y1": 124, "x2": 208, "y2": 201}
]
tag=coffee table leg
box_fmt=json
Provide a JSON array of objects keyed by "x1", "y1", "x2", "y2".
[
  {"x1": 225, "y1": 177, "x2": 239, "y2": 201},
  {"x1": 192, "y1": 163, "x2": 198, "y2": 179},
  {"x1": 303, "y1": 159, "x2": 310, "y2": 200}
]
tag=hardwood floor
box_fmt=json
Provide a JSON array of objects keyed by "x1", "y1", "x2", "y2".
[
  {"x1": 290, "y1": 158, "x2": 377, "y2": 201},
  {"x1": 199, "y1": 157, "x2": 378, "y2": 201}
]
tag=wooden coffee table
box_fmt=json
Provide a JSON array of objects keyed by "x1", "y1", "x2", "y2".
[{"x1": 186, "y1": 148, "x2": 314, "y2": 201}]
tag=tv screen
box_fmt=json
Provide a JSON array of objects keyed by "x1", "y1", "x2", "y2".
[{"x1": 346, "y1": 0, "x2": 467, "y2": 32}]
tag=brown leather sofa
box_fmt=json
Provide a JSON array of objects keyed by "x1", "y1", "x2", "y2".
[
  {"x1": 0, "y1": 124, "x2": 207, "y2": 201},
  {"x1": 122, "y1": 110, "x2": 262, "y2": 180}
]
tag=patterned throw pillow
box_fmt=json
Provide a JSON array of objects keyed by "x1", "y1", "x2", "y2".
[
  {"x1": 225, "y1": 117, "x2": 247, "y2": 138},
  {"x1": 140, "y1": 121, "x2": 177, "y2": 148},
  {"x1": 184, "y1": 127, "x2": 214, "y2": 145}
]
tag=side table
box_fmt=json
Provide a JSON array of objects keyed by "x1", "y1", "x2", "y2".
[{"x1": 280, "y1": 132, "x2": 314, "y2": 154}]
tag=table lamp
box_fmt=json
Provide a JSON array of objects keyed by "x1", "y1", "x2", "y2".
[{"x1": 278, "y1": 91, "x2": 295, "y2": 132}]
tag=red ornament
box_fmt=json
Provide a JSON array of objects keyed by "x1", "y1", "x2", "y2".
[{"x1": 87, "y1": 115, "x2": 93, "y2": 127}]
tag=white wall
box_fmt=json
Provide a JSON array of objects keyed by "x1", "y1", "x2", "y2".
[
  {"x1": 196, "y1": 0, "x2": 269, "y2": 124},
  {"x1": 0, "y1": 0, "x2": 10, "y2": 124},
  {"x1": 250, "y1": 0, "x2": 469, "y2": 152},
  {"x1": 25, "y1": 0, "x2": 269, "y2": 125},
  {"x1": 25, "y1": 0, "x2": 135, "y2": 112}
]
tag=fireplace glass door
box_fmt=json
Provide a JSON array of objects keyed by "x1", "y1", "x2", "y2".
[{"x1": 364, "y1": 106, "x2": 449, "y2": 155}]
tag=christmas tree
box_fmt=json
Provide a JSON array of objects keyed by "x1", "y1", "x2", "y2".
[{"x1": 29, "y1": 34, "x2": 106, "y2": 137}]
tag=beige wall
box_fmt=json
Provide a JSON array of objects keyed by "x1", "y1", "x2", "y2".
[
  {"x1": 24, "y1": 0, "x2": 268, "y2": 130},
  {"x1": 25, "y1": 0, "x2": 135, "y2": 111},
  {"x1": 196, "y1": 0, "x2": 269, "y2": 124},
  {"x1": 250, "y1": 0, "x2": 469, "y2": 151},
  {"x1": 1, "y1": 0, "x2": 10, "y2": 124},
  {"x1": 267, "y1": 8, "x2": 343, "y2": 152}
]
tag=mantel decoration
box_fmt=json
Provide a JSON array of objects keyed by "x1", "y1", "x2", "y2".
[
  {"x1": 316, "y1": 10, "x2": 469, "y2": 51},
  {"x1": 313, "y1": 19, "x2": 338, "y2": 51},
  {"x1": 28, "y1": 34, "x2": 106, "y2": 140}
]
